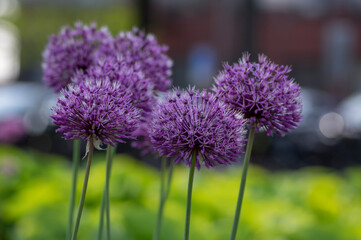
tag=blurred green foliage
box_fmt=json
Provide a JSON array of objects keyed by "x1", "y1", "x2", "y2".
[
  {"x1": 1, "y1": 145, "x2": 361, "y2": 240},
  {"x1": 10, "y1": 4, "x2": 138, "y2": 73}
]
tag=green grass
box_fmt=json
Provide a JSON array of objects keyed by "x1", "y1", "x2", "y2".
[{"x1": 1, "y1": 145, "x2": 361, "y2": 240}]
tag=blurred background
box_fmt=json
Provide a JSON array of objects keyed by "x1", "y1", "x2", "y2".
[{"x1": 1, "y1": 0, "x2": 361, "y2": 239}]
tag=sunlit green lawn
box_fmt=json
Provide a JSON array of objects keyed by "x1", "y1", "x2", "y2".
[{"x1": 1, "y1": 145, "x2": 361, "y2": 240}]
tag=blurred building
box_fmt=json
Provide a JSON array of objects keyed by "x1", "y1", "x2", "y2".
[{"x1": 145, "y1": 0, "x2": 361, "y2": 97}]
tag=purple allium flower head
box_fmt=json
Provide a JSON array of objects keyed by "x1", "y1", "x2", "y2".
[
  {"x1": 51, "y1": 77, "x2": 140, "y2": 146},
  {"x1": 113, "y1": 27, "x2": 173, "y2": 92},
  {"x1": 74, "y1": 56, "x2": 155, "y2": 113},
  {"x1": 149, "y1": 87, "x2": 247, "y2": 169},
  {"x1": 42, "y1": 22, "x2": 113, "y2": 92},
  {"x1": 213, "y1": 53, "x2": 302, "y2": 136}
]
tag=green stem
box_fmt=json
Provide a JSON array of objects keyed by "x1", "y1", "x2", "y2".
[
  {"x1": 71, "y1": 138, "x2": 94, "y2": 240},
  {"x1": 97, "y1": 148, "x2": 110, "y2": 240},
  {"x1": 164, "y1": 161, "x2": 174, "y2": 200},
  {"x1": 97, "y1": 144, "x2": 116, "y2": 240},
  {"x1": 110, "y1": 145, "x2": 117, "y2": 159},
  {"x1": 229, "y1": 127, "x2": 255, "y2": 240},
  {"x1": 184, "y1": 152, "x2": 197, "y2": 240},
  {"x1": 97, "y1": 187, "x2": 106, "y2": 240},
  {"x1": 66, "y1": 139, "x2": 81, "y2": 240},
  {"x1": 105, "y1": 145, "x2": 114, "y2": 240}
]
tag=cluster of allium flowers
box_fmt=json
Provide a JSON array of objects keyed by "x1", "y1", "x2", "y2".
[
  {"x1": 213, "y1": 53, "x2": 302, "y2": 136},
  {"x1": 149, "y1": 88, "x2": 247, "y2": 169},
  {"x1": 74, "y1": 56, "x2": 154, "y2": 113},
  {"x1": 42, "y1": 22, "x2": 113, "y2": 92},
  {"x1": 113, "y1": 28, "x2": 173, "y2": 92},
  {"x1": 51, "y1": 78, "x2": 140, "y2": 146}
]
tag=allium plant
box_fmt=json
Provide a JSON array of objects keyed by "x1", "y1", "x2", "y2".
[
  {"x1": 44, "y1": 22, "x2": 172, "y2": 240},
  {"x1": 213, "y1": 53, "x2": 302, "y2": 136},
  {"x1": 213, "y1": 53, "x2": 302, "y2": 240},
  {"x1": 42, "y1": 22, "x2": 113, "y2": 92},
  {"x1": 71, "y1": 56, "x2": 156, "y2": 239},
  {"x1": 149, "y1": 87, "x2": 247, "y2": 240},
  {"x1": 51, "y1": 77, "x2": 140, "y2": 240},
  {"x1": 42, "y1": 22, "x2": 114, "y2": 240},
  {"x1": 113, "y1": 28, "x2": 173, "y2": 92}
]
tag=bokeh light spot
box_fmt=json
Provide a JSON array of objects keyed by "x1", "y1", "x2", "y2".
[{"x1": 319, "y1": 112, "x2": 344, "y2": 138}]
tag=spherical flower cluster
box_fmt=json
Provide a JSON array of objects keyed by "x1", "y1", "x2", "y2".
[
  {"x1": 149, "y1": 88, "x2": 247, "y2": 169},
  {"x1": 42, "y1": 22, "x2": 113, "y2": 92},
  {"x1": 213, "y1": 53, "x2": 302, "y2": 136},
  {"x1": 113, "y1": 28, "x2": 173, "y2": 92},
  {"x1": 74, "y1": 56, "x2": 154, "y2": 113},
  {"x1": 51, "y1": 78, "x2": 140, "y2": 146}
]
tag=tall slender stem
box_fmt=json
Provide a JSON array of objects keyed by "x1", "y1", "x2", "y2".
[
  {"x1": 164, "y1": 161, "x2": 174, "y2": 200},
  {"x1": 105, "y1": 145, "x2": 114, "y2": 240},
  {"x1": 153, "y1": 157, "x2": 167, "y2": 240},
  {"x1": 97, "y1": 144, "x2": 117, "y2": 240},
  {"x1": 97, "y1": 187, "x2": 106, "y2": 240},
  {"x1": 184, "y1": 152, "x2": 197, "y2": 240},
  {"x1": 71, "y1": 138, "x2": 94, "y2": 240},
  {"x1": 66, "y1": 139, "x2": 81, "y2": 240},
  {"x1": 229, "y1": 127, "x2": 255, "y2": 240},
  {"x1": 97, "y1": 147, "x2": 110, "y2": 240}
]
